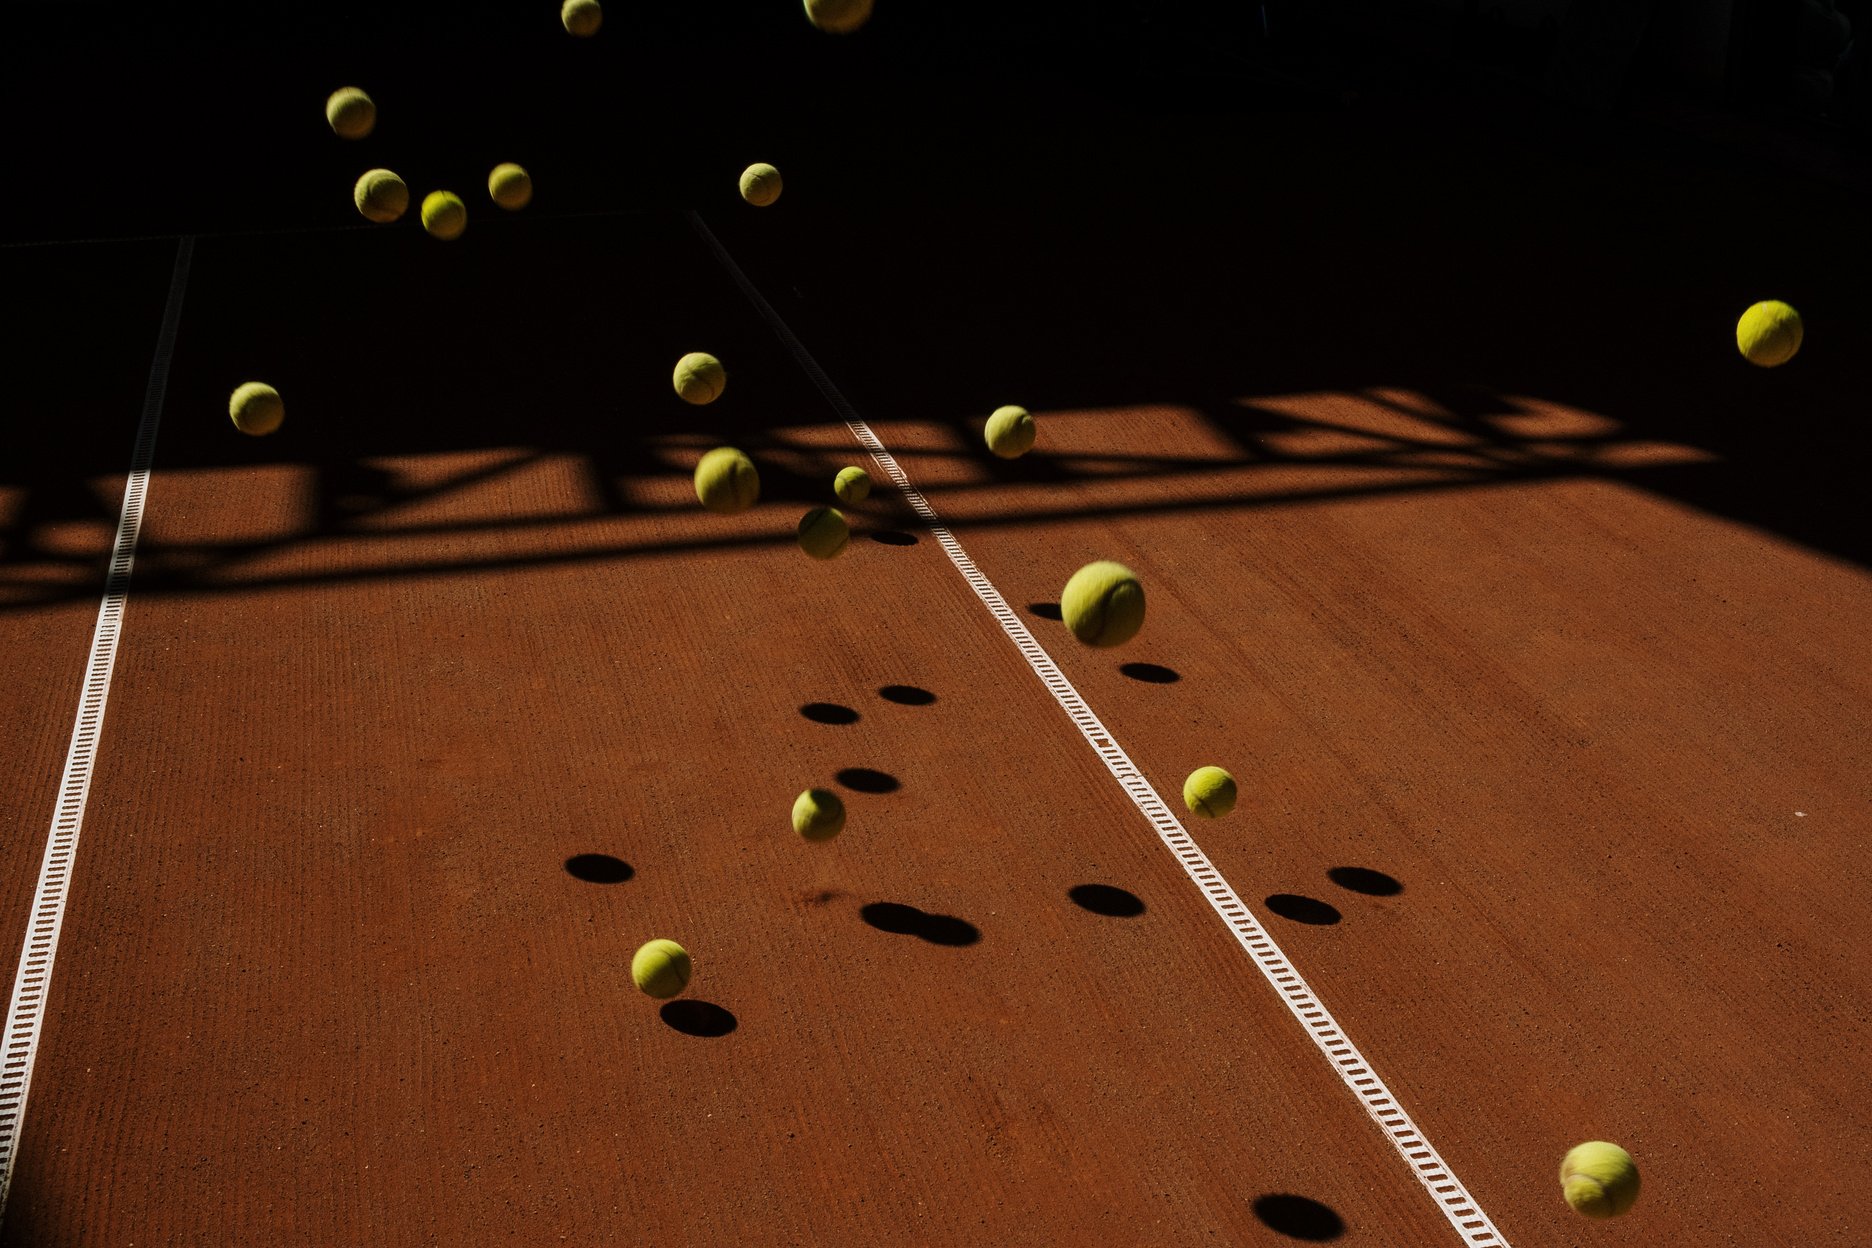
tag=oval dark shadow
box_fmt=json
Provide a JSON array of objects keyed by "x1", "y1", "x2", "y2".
[
  {"x1": 1068, "y1": 884, "x2": 1146, "y2": 917},
  {"x1": 1327, "y1": 866, "x2": 1403, "y2": 896},
  {"x1": 860, "y1": 902, "x2": 981, "y2": 946},
  {"x1": 801, "y1": 702, "x2": 860, "y2": 725},
  {"x1": 1251, "y1": 1193, "x2": 1345, "y2": 1241},
  {"x1": 1119, "y1": 662, "x2": 1180, "y2": 684},
  {"x1": 564, "y1": 854, "x2": 633, "y2": 884},
  {"x1": 1264, "y1": 893, "x2": 1342, "y2": 925},
  {"x1": 870, "y1": 530, "x2": 919, "y2": 546},
  {"x1": 877, "y1": 684, "x2": 936, "y2": 706},
  {"x1": 659, "y1": 1000, "x2": 737, "y2": 1038},
  {"x1": 836, "y1": 767, "x2": 900, "y2": 794},
  {"x1": 1028, "y1": 602, "x2": 1064, "y2": 620}
]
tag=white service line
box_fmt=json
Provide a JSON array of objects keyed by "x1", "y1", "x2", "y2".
[
  {"x1": 689, "y1": 211, "x2": 1509, "y2": 1246},
  {"x1": 0, "y1": 236, "x2": 194, "y2": 1220}
]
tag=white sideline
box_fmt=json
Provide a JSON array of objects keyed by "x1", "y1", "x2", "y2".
[
  {"x1": 690, "y1": 210, "x2": 1510, "y2": 1246},
  {"x1": 0, "y1": 236, "x2": 194, "y2": 1220}
]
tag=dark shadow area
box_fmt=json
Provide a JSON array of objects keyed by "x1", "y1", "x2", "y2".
[
  {"x1": 869, "y1": 530, "x2": 919, "y2": 546},
  {"x1": 1029, "y1": 602, "x2": 1063, "y2": 620},
  {"x1": 836, "y1": 767, "x2": 900, "y2": 794},
  {"x1": 860, "y1": 902, "x2": 981, "y2": 946},
  {"x1": 1068, "y1": 883, "x2": 1146, "y2": 917},
  {"x1": 1119, "y1": 662, "x2": 1180, "y2": 684},
  {"x1": 564, "y1": 853, "x2": 633, "y2": 884},
  {"x1": 1251, "y1": 1193, "x2": 1346, "y2": 1241},
  {"x1": 1265, "y1": 894, "x2": 1343, "y2": 926},
  {"x1": 659, "y1": 999, "x2": 737, "y2": 1038},
  {"x1": 877, "y1": 684, "x2": 936, "y2": 705},
  {"x1": 1327, "y1": 866, "x2": 1403, "y2": 896},
  {"x1": 800, "y1": 701, "x2": 860, "y2": 725}
]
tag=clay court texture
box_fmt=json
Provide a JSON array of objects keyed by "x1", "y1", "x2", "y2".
[{"x1": 2, "y1": 3, "x2": 1870, "y2": 1244}]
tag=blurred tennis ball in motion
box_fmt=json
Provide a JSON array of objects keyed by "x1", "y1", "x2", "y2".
[
  {"x1": 791, "y1": 788, "x2": 846, "y2": 841},
  {"x1": 694, "y1": 447, "x2": 761, "y2": 514},
  {"x1": 420, "y1": 190, "x2": 466, "y2": 240},
  {"x1": 984, "y1": 404, "x2": 1036, "y2": 458},
  {"x1": 228, "y1": 382, "x2": 284, "y2": 437},
  {"x1": 739, "y1": 163, "x2": 783, "y2": 206},
  {"x1": 630, "y1": 939, "x2": 691, "y2": 999},
  {"x1": 833, "y1": 466, "x2": 871, "y2": 504},
  {"x1": 673, "y1": 352, "x2": 726, "y2": 404},
  {"x1": 804, "y1": 0, "x2": 874, "y2": 33},
  {"x1": 1735, "y1": 300, "x2": 1802, "y2": 367},
  {"x1": 488, "y1": 163, "x2": 533, "y2": 210},
  {"x1": 1182, "y1": 767, "x2": 1237, "y2": 819},
  {"x1": 353, "y1": 169, "x2": 409, "y2": 223},
  {"x1": 325, "y1": 87, "x2": 376, "y2": 139},
  {"x1": 798, "y1": 507, "x2": 850, "y2": 559},
  {"x1": 562, "y1": 0, "x2": 603, "y2": 36},
  {"x1": 1560, "y1": 1142, "x2": 1640, "y2": 1219},
  {"x1": 1061, "y1": 561, "x2": 1145, "y2": 647}
]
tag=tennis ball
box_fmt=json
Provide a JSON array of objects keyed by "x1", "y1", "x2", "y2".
[
  {"x1": 1560, "y1": 1142, "x2": 1640, "y2": 1218},
  {"x1": 488, "y1": 162, "x2": 533, "y2": 210},
  {"x1": 421, "y1": 190, "x2": 466, "y2": 240},
  {"x1": 1736, "y1": 300, "x2": 1802, "y2": 367},
  {"x1": 694, "y1": 447, "x2": 760, "y2": 514},
  {"x1": 792, "y1": 788, "x2": 846, "y2": 841},
  {"x1": 562, "y1": 0, "x2": 602, "y2": 36},
  {"x1": 228, "y1": 382, "x2": 284, "y2": 437},
  {"x1": 984, "y1": 404, "x2": 1036, "y2": 458},
  {"x1": 804, "y1": 0, "x2": 874, "y2": 33},
  {"x1": 1183, "y1": 766, "x2": 1237, "y2": 819},
  {"x1": 630, "y1": 939, "x2": 691, "y2": 999},
  {"x1": 673, "y1": 352, "x2": 726, "y2": 405},
  {"x1": 798, "y1": 507, "x2": 850, "y2": 559},
  {"x1": 353, "y1": 169, "x2": 409, "y2": 223},
  {"x1": 1061, "y1": 561, "x2": 1145, "y2": 647},
  {"x1": 833, "y1": 466, "x2": 871, "y2": 504},
  {"x1": 325, "y1": 87, "x2": 376, "y2": 139},
  {"x1": 739, "y1": 163, "x2": 783, "y2": 207}
]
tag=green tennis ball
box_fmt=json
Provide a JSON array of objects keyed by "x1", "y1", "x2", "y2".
[
  {"x1": 984, "y1": 404, "x2": 1036, "y2": 458},
  {"x1": 804, "y1": 0, "x2": 874, "y2": 33},
  {"x1": 798, "y1": 507, "x2": 850, "y2": 559},
  {"x1": 1182, "y1": 766, "x2": 1237, "y2": 819},
  {"x1": 1736, "y1": 300, "x2": 1802, "y2": 367},
  {"x1": 325, "y1": 87, "x2": 376, "y2": 139},
  {"x1": 833, "y1": 466, "x2": 871, "y2": 505},
  {"x1": 488, "y1": 162, "x2": 533, "y2": 210},
  {"x1": 1560, "y1": 1141, "x2": 1640, "y2": 1219},
  {"x1": 420, "y1": 190, "x2": 466, "y2": 240},
  {"x1": 562, "y1": 0, "x2": 603, "y2": 36},
  {"x1": 630, "y1": 939, "x2": 691, "y2": 999},
  {"x1": 228, "y1": 382, "x2": 284, "y2": 437},
  {"x1": 740, "y1": 163, "x2": 783, "y2": 206},
  {"x1": 353, "y1": 168, "x2": 409, "y2": 223},
  {"x1": 673, "y1": 352, "x2": 725, "y2": 405},
  {"x1": 1060, "y1": 560, "x2": 1145, "y2": 647},
  {"x1": 694, "y1": 447, "x2": 760, "y2": 514},
  {"x1": 791, "y1": 788, "x2": 846, "y2": 841}
]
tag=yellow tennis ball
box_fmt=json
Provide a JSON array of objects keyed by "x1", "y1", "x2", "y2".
[
  {"x1": 488, "y1": 162, "x2": 533, "y2": 210},
  {"x1": 630, "y1": 939, "x2": 691, "y2": 999},
  {"x1": 798, "y1": 506, "x2": 850, "y2": 559},
  {"x1": 562, "y1": 0, "x2": 603, "y2": 36},
  {"x1": 353, "y1": 168, "x2": 409, "y2": 223},
  {"x1": 1183, "y1": 766, "x2": 1237, "y2": 819},
  {"x1": 1061, "y1": 560, "x2": 1145, "y2": 647},
  {"x1": 228, "y1": 382, "x2": 284, "y2": 437},
  {"x1": 1736, "y1": 300, "x2": 1802, "y2": 367},
  {"x1": 739, "y1": 162, "x2": 783, "y2": 206},
  {"x1": 833, "y1": 466, "x2": 871, "y2": 504},
  {"x1": 984, "y1": 404, "x2": 1036, "y2": 458},
  {"x1": 673, "y1": 352, "x2": 726, "y2": 404},
  {"x1": 325, "y1": 87, "x2": 376, "y2": 139},
  {"x1": 421, "y1": 190, "x2": 466, "y2": 240},
  {"x1": 791, "y1": 788, "x2": 846, "y2": 841},
  {"x1": 694, "y1": 447, "x2": 760, "y2": 514},
  {"x1": 804, "y1": 0, "x2": 874, "y2": 33},
  {"x1": 1560, "y1": 1142, "x2": 1640, "y2": 1218}
]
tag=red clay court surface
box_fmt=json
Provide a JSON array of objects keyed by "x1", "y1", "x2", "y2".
[{"x1": 2, "y1": 108, "x2": 1870, "y2": 1246}]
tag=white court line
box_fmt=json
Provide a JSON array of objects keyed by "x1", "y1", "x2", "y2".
[
  {"x1": 689, "y1": 211, "x2": 1510, "y2": 1246},
  {"x1": 0, "y1": 236, "x2": 194, "y2": 1221}
]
